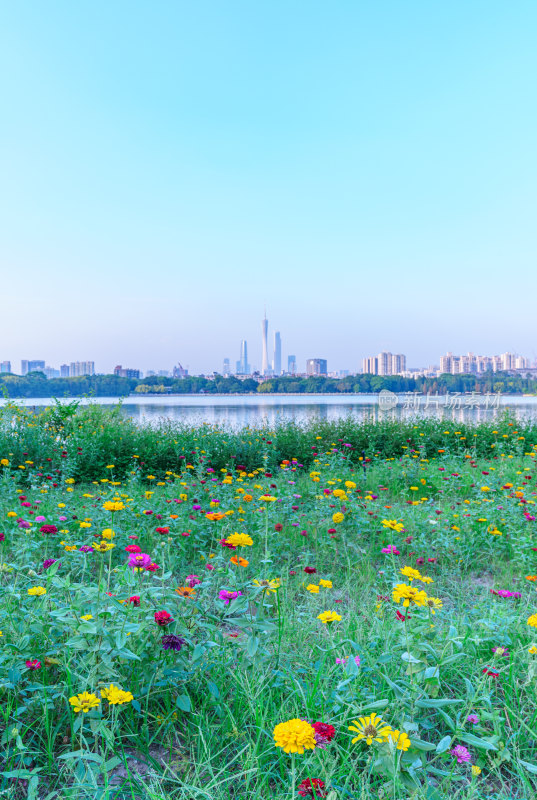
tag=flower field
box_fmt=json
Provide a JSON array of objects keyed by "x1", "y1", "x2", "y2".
[{"x1": 1, "y1": 406, "x2": 537, "y2": 799}]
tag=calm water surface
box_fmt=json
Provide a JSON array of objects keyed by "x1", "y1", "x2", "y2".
[{"x1": 2, "y1": 394, "x2": 537, "y2": 428}]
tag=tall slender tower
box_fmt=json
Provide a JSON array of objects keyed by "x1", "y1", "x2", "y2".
[
  {"x1": 261, "y1": 309, "x2": 269, "y2": 374},
  {"x1": 273, "y1": 331, "x2": 281, "y2": 375}
]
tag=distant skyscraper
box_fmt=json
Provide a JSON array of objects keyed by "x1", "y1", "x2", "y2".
[
  {"x1": 236, "y1": 340, "x2": 249, "y2": 374},
  {"x1": 261, "y1": 311, "x2": 269, "y2": 374},
  {"x1": 0, "y1": 361, "x2": 11, "y2": 374},
  {"x1": 60, "y1": 364, "x2": 70, "y2": 377},
  {"x1": 287, "y1": 355, "x2": 297, "y2": 375},
  {"x1": 306, "y1": 358, "x2": 327, "y2": 376},
  {"x1": 273, "y1": 331, "x2": 281, "y2": 375},
  {"x1": 223, "y1": 358, "x2": 230, "y2": 375},
  {"x1": 21, "y1": 360, "x2": 45, "y2": 375},
  {"x1": 69, "y1": 361, "x2": 95, "y2": 377}
]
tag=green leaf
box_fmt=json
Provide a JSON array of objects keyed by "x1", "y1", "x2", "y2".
[
  {"x1": 415, "y1": 698, "x2": 463, "y2": 708},
  {"x1": 436, "y1": 735, "x2": 452, "y2": 753},
  {"x1": 58, "y1": 750, "x2": 103, "y2": 762},
  {"x1": 518, "y1": 759, "x2": 537, "y2": 775},
  {"x1": 409, "y1": 737, "x2": 436, "y2": 751},
  {"x1": 176, "y1": 694, "x2": 191, "y2": 712},
  {"x1": 459, "y1": 733, "x2": 498, "y2": 751},
  {"x1": 246, "y1": 636, "x2": 259, "y2": 657}
]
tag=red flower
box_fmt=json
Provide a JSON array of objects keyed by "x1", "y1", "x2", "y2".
[
  {"x1": 396, "y1": 610, "x2": 409, "y2": 621},
  {"x1": 274, "y1": 523, "x2": 283, "y2": 532},
  {"x1": 154, "y1": 610, "x2": 174, "y2": 626},
  {"x1": 312, "y1": 721, "x2": 335, "y2": 742},
  {"x1": 125, "y1": 544, "x2": 142, "y2": 553},
  {"x1": 297, "y1": 778, "x2": 327, "y2": 798},
  {"x1": 146, "y1": 562, "x2": 160, "y2": 572},
  {"x1": 25, "y1": 659, "x2": 41, "y2": 670},
  {"x1": 40, "y1": 525, "x2": 58, "y2": 534},
  {"x1": 219, "y1": 538, "x2": 236, "y2": 550},
  {"x1": 155, "y1": 527, "x2": 169, "y2": 534},
  {"x1": 128, "y1": 596, "x2": 141, "y2": 606},
  {"x1": 303, "y1": 566, "x2": 317, "y2": 574},
  {"x1": 482, "y1": 667, "x2": 499, "y2": 678}
]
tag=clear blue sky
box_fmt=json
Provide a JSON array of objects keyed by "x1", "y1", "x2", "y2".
[{"x1": 1, "y1": 1, "x2": 536, "y2": 375}]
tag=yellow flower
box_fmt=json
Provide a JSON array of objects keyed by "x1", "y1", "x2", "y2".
[
  {"x1": 319, "y1": 579, "x2": 333, "y2": 588},
  {"x1": 7, "y1": 511, "x2": 17, "y2": 518},
  {"x1": 106, "y1": 465, "x2": 115, "y2": 469},
  {"x1": 317, "y1": 610, "x2": 342, "y2": 624},
  {"x1": 392, "y1": 584, "x2": 428, "y2": 608},
  {"x1": 273, "y1": 719, "x2": 316, "y2": 754},
  {"x1": 100, "y1": 684, "x2": 133, "y2": 705},
  {"x1": 252, "y1": 579, "x2": 280, "y2": 592},
  {"x1": 259, "y1": 494, "x2": 277, "y2": 502},
  {"x1": 92, "y1": 540, "x2": 115, "y2": 553},
  {"x1": 345, "y1": 481, "x2": 356, "y2": 489},
  {"x1": 529, "y1": 645, "x2": 537, "y2": 654},
  {"x1": 381, "y1": 519, "x2": 404, "y2": 532},
  {"x1": 400, "y1": 566, "x2": 421, "y2": 582},
  {"x1": 0, "y1": 458, "x2": 9, "y2": 467},
  {"x1": 306, "y1": 584, "x2": 320, "y2": 594},
  {"x1": 65, "y1": 478, "x2": 75, "y2": 484},
  {"x1": 101, "y1": 528, "x2": 115, "y2": 540},
  {"x1": 28, "y1": 586, "x2": 46, "y2": 596},
  {"x1": 225, "y1": 532, "x2": 253, "y2": 548},
  {"x1": 419, "y1": 575, "x2": 433, "y2": 584},
  {"x1": 349, "y1": 713, "x2": 392, "y2": 745},
  {"x1": 527, "y1": 614, "x2": 537, "y2": 628},
  {"x1": 69, "y1": 691, "x2": 101, "y2": 713},
  {"x1": 332, "y1": 512, "x2": 344, "y2": 524},
  {"x1": 471, "y1": 765, "x2": 482, "y2": 776},
  {"x1": 425, "y1": 597, "x2": 443, "y2": 614},
  {"x1": 103, "y1": 501, "x2": 125, "y2": 512},
  {"x1": 80, "y1": 614, "x2": 93, "y2": 621},
  {"x1": 390, "y1": 729, "x2": 411, "y2": 751}
]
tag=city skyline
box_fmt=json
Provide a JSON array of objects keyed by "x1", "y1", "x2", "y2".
[{"x1": 2, "y1": 3, "x2": 537, "y2": 373}]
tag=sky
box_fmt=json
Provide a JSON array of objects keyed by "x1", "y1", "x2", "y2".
[{"x1": 1, "y1": 1, "x2": 537, "y2": 375}]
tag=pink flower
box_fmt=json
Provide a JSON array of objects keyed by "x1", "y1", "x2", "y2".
[
  {"x1": 186, "y1": 574, "x2": 201, "y2": 588},
  {"x1": 381, "y1": 545, "x2": 400, "y2": 555},
  {"x1": 219, "y1": 589, "x2": 242, "y2": 605},
  {"x1": 128, "y1": 553, "x2": 152, "y2": 569},
  {"x1": 450, "y1": 745, "x2": 471, "y2": 763},
  {"x1": 35, "y1": 516, "x2": 45, "y2": 523},
  {"x1": 336, "y1": 655, "x2": 361, "y2": 667},
  {"x1": 205, "y1": 564, "x2": 215, "y2": 571},
  {"x1": 25, "y1": 659, "x2": 41, "y2": 670}
]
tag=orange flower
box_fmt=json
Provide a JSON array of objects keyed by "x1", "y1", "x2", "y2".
[
  {"x1": 176, "y1": 586, "x2": 196, "y2": 597},
  {"x1": 242, "y1": 494, "x2": 253, "y2": 502},
  {"x1": 170, "y1": 514, "x2": 179, "y2": 520},
  {"x1": 230, "y1": 555, "x2": 249, "y2": 567},
  {"x1": 526, "y1": 575, "x2": 537, "y2": 582},
  {"x1": 206, "y1": 512, "x2": 226, "y2": 521}
]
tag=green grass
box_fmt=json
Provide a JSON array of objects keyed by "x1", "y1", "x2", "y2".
[{"x1": 0, "y1": 407, "x2": 537, "y2": 799}]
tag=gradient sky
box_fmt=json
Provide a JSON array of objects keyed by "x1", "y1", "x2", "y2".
[{"x1": 1, "y1": 1, "x2": 537, "y2": 375}]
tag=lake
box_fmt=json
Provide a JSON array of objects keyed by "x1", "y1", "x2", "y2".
[{"x1": 1, "y1": 392, "x2": 537, "y2": 427}]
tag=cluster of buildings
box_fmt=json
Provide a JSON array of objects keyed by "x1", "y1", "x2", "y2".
[
  {"x1": 439, "y1": 351, "x2": 529, "y2": 375},
  {"x1": 0, "y1": 360, "x2": 96, "y2": 378},
  {"x1": 362, "y1": 352, "x2": 407, "y2": 376}
]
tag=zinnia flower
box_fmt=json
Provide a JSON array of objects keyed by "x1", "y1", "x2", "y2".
[
  {"x1": 219, "y1": 589, "x2": 242, "y2": 605},
  {"x1": 25, "y1": 659, "x2": 41, "y2": 670},
  {"x1": 317, "y1": 610, "x2": 342, "y2": 624},
  {"x1": 161, "y1": 634, "x2": 187, "y2": 651},
  {"x1": 273, "y1": 718, "x2": 316, "y2": 754},
  {"x1": 225, "y1": 532, "x2": 253, "y2": 547},
  {"x1": 69, "y1": 691, "x2": 101, "y2": 713},
  {"x1": 128, "y1": 553, "x2": 152, "y2": 570},
  {"x1": 349, "y1": 713, "x2": 392, "y2": 745},
  {"x1": 100, "y1": 684, "x2": 133, "y2": 705},
  {"x1": 389, "y1": 729, "x2": 411, "y2": 751},
  {"x1": 154, "y1": 610, "x2": 174, "y2": 626},
  {"x1": 297, "y1": 778, "x2": 327, "y2": 798}
]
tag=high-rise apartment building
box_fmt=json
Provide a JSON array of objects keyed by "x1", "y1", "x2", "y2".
[
  {"x1": 21, "y1": 360, "x2": 45, "y2": 375},
  {"x1": 60, "y1": 364, "x2": 70, "y2": 377},
  {"x1": 362, "y1": 353, "x2": 406, "y2": 376},
  {"x1": 114, "y1": 365, "x2": 141, "y2": 379},
  {"x1": 69, "y1": 361, "x2": 95, "y2": 377},
  {"x1": 287, "y1": 355, "x2": 297, "y2": 375},
  {"x1": 222, "y1": 358, "x2": 230, "y2": 376},
  {"x1": 306, "y1": 358, "x2": 328, "y2": 376},
  {"x1": 273, "y1": 331, "x2": 281, "y2": 375},
  {"x1": 0, "y1": 361, "x2": 11, "y2": 374},
  {"x1": 439, "y1": 352, "x2": 528, "y2": 375},
  {"x1": 261, "y1": 311, "x2": 269, "y2": 374}
]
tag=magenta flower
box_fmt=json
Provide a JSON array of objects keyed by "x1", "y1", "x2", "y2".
[
  {"x1": 450, "y1": 745, "x2": 471, "y2": 763},
  {"x1": 219, "y1": 589, "x2": 242, "y2": 605},
  {"x1": 336, "y1": 655, "x2": 361, "y2": 667},
  {"x1": 381, "y1": 544, "x2": 400, "y2": 555},
  {"x1": 128, "y1": 553, "x2": 152, "y2": 569},
  {"x1": 186, "y1": 574, "x2": 201, "y2": 588},
  {"x1": 35, "y1": 515, "x2": 45, "y2": 523},
  {"x1": 466, "y1": 714, "x2": 479, "y2": 724}
]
